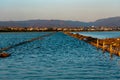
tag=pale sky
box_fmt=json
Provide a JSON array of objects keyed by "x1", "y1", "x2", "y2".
[{"x1": 0, "y1": 0, "x2": 120, "y2": 22}]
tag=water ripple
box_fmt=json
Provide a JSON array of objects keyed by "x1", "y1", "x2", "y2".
[{"x1": 0, "y1": 32, "x2": 120, "y2": 80}]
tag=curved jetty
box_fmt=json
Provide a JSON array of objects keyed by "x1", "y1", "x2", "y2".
[
  {"x1": 0, "y1": 32, "x2": 55, "y2": 57},
  {"x1": 64, "y1": 32, "x2": 120, "y2": 57}
]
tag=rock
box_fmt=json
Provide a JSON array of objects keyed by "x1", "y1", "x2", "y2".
[{"x1": 0, "y1": 52, "x2": 11, "y2": 58}]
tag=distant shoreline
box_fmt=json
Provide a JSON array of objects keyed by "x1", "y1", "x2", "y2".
[{"x1": 0, "y1": 30, "x2": 120, "y2": 32}]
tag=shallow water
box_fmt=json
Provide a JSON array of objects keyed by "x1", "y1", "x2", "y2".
[
  {"x1": 73, "y1": 31, "x2": 120, "y2": 39},
  {"x1": 0, "y1": 32, "x2": 120, "y2": 80}
]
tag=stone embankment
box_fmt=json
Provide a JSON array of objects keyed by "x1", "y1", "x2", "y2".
[{"x1": 64, "y1": 32, "x2": 120, "y2": 57}]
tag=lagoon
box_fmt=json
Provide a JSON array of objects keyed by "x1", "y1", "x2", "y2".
[{"x1": 0, "y1": 32, "x2": 120, "y2": 80}]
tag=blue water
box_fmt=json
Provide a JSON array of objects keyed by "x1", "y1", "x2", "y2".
[
  {"x1": 0, "y1": 32, "x2": 120, "y2": 80},
  {"x1": 0, "y1": 32, "x2": 48, "y2": 48},
  {"x1": 73, "y1": 31, "x2": 120, "y2": 39}
]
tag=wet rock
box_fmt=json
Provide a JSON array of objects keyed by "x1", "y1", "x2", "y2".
[{"x1": 0, "y1": 52, "x2": 11, "y2": 58}]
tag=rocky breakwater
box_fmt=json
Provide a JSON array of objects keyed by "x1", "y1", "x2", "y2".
[{"x1": 64, "y1": 32, "x2": 120, "y2": 57}]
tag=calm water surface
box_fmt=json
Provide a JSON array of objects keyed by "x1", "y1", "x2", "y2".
[
  {"x1": 0, "y1": 32, "x2": 120, "y2": 80},
  {"x1": 73, "y1": 31, "x2": 120, "y2": 39}
]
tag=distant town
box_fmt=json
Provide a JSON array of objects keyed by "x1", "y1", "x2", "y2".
[{"x1": 0, "y1": 26, "x2": 120, "y2": 32}]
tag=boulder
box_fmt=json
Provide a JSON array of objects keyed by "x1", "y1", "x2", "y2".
[{"x1": 0, "y1": 52, "x2": 11, "y2": 58}]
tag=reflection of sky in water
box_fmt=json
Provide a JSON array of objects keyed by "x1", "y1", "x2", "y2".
[{"x1": 73, "y1": 31, "x2": 120, "y2": 39}]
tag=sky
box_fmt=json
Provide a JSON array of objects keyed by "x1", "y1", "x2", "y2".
[{"x1": 0, "y1": 0, "x2": 120, "y2": 22}]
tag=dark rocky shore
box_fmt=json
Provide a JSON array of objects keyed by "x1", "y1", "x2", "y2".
[{"x1": 64, "y1": 32, "x2": 120, "y2": 57}]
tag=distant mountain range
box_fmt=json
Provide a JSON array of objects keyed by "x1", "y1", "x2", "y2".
[{"x1": 0, "y1": 16, "x2": 120, "y2": 27}]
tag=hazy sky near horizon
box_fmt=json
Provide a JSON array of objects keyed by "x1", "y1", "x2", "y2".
[{"x1": 0, "y1": 0, "x2": 120, "y2": 22}]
